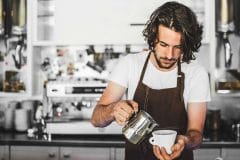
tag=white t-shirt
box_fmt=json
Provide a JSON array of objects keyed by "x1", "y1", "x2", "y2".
[{"x1": 108, "y1": 51, "x2": 211, "y2": 109}]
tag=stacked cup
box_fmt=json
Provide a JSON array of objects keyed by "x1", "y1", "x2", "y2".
[
  {"x1": 4, "y1": 101, "x2": 18, "y2": 130},
  {"x1": 14, "y1": 108, "x2": 30, "y2": 132},
  {"x1": 21, "y1": 100, "x2": 35, "y2": 127}
]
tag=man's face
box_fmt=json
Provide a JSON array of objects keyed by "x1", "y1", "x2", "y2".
[{"x1": 154, "y1": 25, "x2": 183, "y2": 71}]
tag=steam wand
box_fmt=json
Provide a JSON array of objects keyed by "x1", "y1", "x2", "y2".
[{"x1": 222, "y1": 32, "x2": 233, "y2": 68}]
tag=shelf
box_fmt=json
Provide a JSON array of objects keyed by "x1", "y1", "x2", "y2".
[
  {"x1": 32, "y1": 41, "x2": 146, "y2": 48},
  {"x1": 32, "y1": 41, "x2": 103, "y2": 46},
  {"x1": 0, "y1": 92, "x2": 29, "y2": 98},
  {"x1": 215, "y1": 91, "x2": 240, "y2": 97},
  {"x1": 32, "y1": 41, "x2": 68, "y2": 46}
]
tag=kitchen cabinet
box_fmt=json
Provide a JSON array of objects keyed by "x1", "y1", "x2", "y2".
[
  {"x1": 31, "y1": 0, "x2": 210, "y2": 45},
  {"x1": 10, "y1": 146, "x2": 59, "y2": 160},
  {"x1": 60, "y1": 147, "x2": 111, "y2": 160},
  {"x1": 193, "y1": 148, "x2": 221, "y2": 160},
  {"x1": 0, "y1": 0, "x2": 30, "y2": 98},
  {"x1": 32, "y1": 0, "x2": 145, "y2": 45},
  {"x1": 221, "y1": 148, "x2": 240, "y2": 160},
  {"x1": 113, "y1": 147, "x2": 240, "y2": 160},
  {"x1": 115, "y1": 148, "x2": 125, "y2": 160},
  {"x1": 194, "y1": 148, "x2": 240, "y2": 160},
  {"x1": 127, "y1": 0, "x2": 211, "y2": 44},
  {"x1": 0, "y1": 145, "x2": 9, "y2": 160},
  {"x1": 9, "y1": 145, "x2": 123, "y2": 160},
  {"x1": 5, "y1": 143, "x2": 240, "y2": 160}
]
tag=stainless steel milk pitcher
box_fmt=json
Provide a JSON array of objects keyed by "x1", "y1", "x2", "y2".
[{"x1": 122, "y1": 110, "x2": 158, "y2": 144}]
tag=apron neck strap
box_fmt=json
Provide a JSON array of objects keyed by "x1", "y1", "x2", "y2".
[
  {"x1": 177, "y1": 59, "x2": 185, "y2": 102},
  {"x1": 177, "y1": 59, "x2": 181, "y2": 75},
  {"x1": 139, "y1": 52, "x2": 151, "y2": 82}
]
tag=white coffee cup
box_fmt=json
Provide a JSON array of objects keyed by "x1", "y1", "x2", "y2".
[{"x1": 149, "y1": 130, "x2": 177, "y2": 154}]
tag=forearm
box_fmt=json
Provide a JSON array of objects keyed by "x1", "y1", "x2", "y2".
[
  {"x1": 183, "y1": 129, "x2": 203, "y2": 150},
  {"x1": 91, "y1": 103, "x2": 116, "y2": 127}
]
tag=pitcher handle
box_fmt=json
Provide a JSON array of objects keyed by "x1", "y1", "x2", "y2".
[{"x1": 147, "y1": 122, "x2": 159, "y2": 132}]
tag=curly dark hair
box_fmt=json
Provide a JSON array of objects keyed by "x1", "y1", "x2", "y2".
[{"x1": 143, "y1": 1, "x2": 203, "y2": 63}]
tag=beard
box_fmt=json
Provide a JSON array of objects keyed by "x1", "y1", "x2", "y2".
[{"x1": 153, "y1": 51, "x2": 178, "y2": 69}]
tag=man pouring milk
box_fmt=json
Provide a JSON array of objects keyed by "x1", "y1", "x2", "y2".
[{"x1": 91, "y1": 1, "x2": 211, "y2": 160}]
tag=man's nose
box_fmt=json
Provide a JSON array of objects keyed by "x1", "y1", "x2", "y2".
[{"x1": 165, "y1": 47, "x2": 174, "y2": 59}]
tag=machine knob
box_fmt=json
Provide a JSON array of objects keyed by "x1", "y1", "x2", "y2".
[
  {"x1": 48, "y1": 152, "x2": 56, "y2": 158},
  {"x1": 56, "y1": 107, "x2": 63, "y2": 117},
  {"x1": 63, "y1": 153, "x2": 71, "y2": 158}
]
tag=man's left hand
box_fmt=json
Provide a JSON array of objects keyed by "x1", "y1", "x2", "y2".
[{"x1": 153, "y1": 135, "x2": 187, "y2": 160}]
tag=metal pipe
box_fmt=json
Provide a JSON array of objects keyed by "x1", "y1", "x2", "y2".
[{"x1": 222, "y1": 33, "x2": 233, "y2": 68}]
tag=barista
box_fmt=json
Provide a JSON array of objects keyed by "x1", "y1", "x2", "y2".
[{"x1": 91, "y1": 1, "x2": 211, "y2": 160}]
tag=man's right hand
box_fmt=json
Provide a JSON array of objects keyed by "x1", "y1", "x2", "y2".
[{"x1": 111, "y1": 100, "x2": 138, "y2": 126}]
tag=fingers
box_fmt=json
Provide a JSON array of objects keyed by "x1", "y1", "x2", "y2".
[
  {"x1": 112, "y1": 100, "x2": 138, "y2": 125},
  {"x1": 152, "y1": 139, "x2": 185, "y2": 160},
  {"x1": 126, "y1": 100, "x2": 139, "y2": 113},
  {"x1": 160, "y1": 147, "x2": 172, "y2": 160},
  {"x1": 153, "y1": 146, "x2": 172, "y2": 160},
  {"x1": 170, "y1": 145, "x2": 181, "y2": 159},
  {"x1": 170, "y1": 136, "x2": 185, "y2": 159},
  {"x1": 152, "y1": 135, "x2": 187, "y2": 160},
  {"x1": 114, "y1": 112, "x2": 128, "y2": 125},
  {"x1": 153, "y1": 145, "x2": 164, "y2": 160}
]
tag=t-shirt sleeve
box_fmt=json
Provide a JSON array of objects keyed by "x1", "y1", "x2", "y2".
[
  {"x1": 187, "y1": 66, "x2": 211, "y2": 102},
  {"x1": 108, "y1": 55, "x2": 130, "y2": 88}
]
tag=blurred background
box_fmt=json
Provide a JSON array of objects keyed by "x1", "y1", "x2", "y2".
[{"x1": 0, "y1": 0, "x2": 240, "y2": 160}]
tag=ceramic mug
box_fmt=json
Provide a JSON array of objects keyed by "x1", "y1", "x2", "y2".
[{"x1": 149, "y1": 130, "x2": 177, "y2": 154}]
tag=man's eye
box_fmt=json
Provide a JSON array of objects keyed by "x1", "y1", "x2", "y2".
[
  {"x1": 159, "y1": 42, "x2": 167, "y2": 47},
  {"x1": 175, "y1": 46, "x2": 182, "y2": 50}
]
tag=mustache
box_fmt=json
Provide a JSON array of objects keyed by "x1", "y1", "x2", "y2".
[{"x1": 159, "y1": 57, "x2": 178, "y2": 62}]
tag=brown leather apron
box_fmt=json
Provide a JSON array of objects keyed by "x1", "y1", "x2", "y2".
[{"x1": 125, "y1": 52, "x2": 193, "y2": 160}]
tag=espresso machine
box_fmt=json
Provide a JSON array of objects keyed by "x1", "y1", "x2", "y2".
[
  {"x1": 44, "y1": 80, "x2": 121, "y2": 137},
  {"x1": 215, "y1": 0, "x2": 240, "y2": 93}
]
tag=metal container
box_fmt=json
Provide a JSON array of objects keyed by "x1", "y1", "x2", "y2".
[
  {"x1": 4, "y1": 101, "x2": 18, "y2": 130},
  {"x1": 122, "y1": 110, "x2": 158, "y2": 144},
  {"x1": 216, "y1": 0, "x2": 234, "y2": 33},
  {"x1": 207, "y1": 109, "x2": 221, "y2": 131},
  {"x1": 232, "y1": 123, "x2": 240, "y2": 138},
  {"x1": 215, "y1": 69, "x2": 240, "y2": 93},
  {"x1": 12, "y1": 0, "x2": 27, "y2": 35},
  {"x1": 215, "y1": 0, "x2": 235, "y2": 68},
  {"x1": 0, "y1": 0, "x2": 4, "y2": 35}
]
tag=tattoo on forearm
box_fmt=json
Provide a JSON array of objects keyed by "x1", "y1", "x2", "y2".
[{"x1": 185, "y1": 129, "x2": 203, "y2": 150}]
